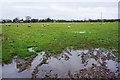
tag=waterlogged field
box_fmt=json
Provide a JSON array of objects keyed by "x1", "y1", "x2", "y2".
[{"x1": 2, "y1": 22, "x2": 118, "y2": 64}]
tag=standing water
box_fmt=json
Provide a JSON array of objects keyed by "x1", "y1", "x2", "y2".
[{"x1": 2, "y1": 48, "x2": 120, "y2": 78}]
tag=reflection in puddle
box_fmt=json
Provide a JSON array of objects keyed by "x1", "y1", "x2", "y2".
[
  {"x1": 2, "y1": 60, "x2": 31, "y2": 78},
  {"x1": 35, "y1": 48, "x2": 119, "y2": 78},
  {"x1": 2, "y1": 48, "x2": 120, "y2": 78},
  {"x1": 105, "y1": 60, "x2": 118, "y2": 72},
  {"x1": 2, "y1": 51, "x2": 45, "y2": 78},
  {"x1": 31, "y1": 52, "x2": 45, "y2": 69}
]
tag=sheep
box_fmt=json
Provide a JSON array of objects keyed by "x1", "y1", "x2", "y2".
[
  {"x1": 67, "y1": 26, "x2": 71, "y2": 29},
  {"x1": 28, "y1": 25, "x2": 31, "y2": 27},
  {"x1": 43, "y1": 24, "x2": 45, "y2": 27},
  {"x1": 8, "y1": 24, "x2": 11, "y2": 26},
  {"x1": 90, "y1": 23, "x2": 93, "y2": 25},
  {"x1": 47, "y1": 24, "x2": 49, "y2": 26},
  {"x1": 6, "y1": 24, "x2": 11, "y2": 26}
]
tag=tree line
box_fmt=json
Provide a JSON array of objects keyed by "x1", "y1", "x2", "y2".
[{"x1": 1, "y1": 17, "x2": 120, "y2": 23}]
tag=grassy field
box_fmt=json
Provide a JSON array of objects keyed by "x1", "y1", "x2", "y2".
[{"x1": 2, "y1": 22, "x2": 118, "y2": 63}]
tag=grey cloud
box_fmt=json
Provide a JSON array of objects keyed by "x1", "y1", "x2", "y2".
[{"x1": 1, "y1": 2, "x2": 118, "y2": 20}]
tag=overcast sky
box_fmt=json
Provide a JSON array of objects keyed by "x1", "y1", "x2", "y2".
[{"x1": 0, "y1": 0, "x2": 119, "y2": 20}]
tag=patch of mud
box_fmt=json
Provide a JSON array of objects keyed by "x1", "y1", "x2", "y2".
[
  {"x1": 2, "y1": 48, "x2": 120, "y2": 79},
  {"x1": 16, "y1": 55, "x2": 37, "y2": 72},
  {"x1": 72, "y1": 65, "x2": 117, "y2": 78}
]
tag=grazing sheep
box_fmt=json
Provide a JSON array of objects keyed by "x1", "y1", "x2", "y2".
[
  {"x1": 43, "y1": 24, "x2": 45, "y2": 27},
  {"x1": 100, "y1": 23, "x2": 102, "y2": 25},
  {"x1": 47, "y1": 24, "x2": 49, "y2": 26},
  {"x1": 28, "y1": 25, "x2": 31, "y2": 27},
  {"x1": 67, "y1": 26, "x2": 71, "y2": 29},
  {"x1": 8, "y1": 24, "x2": 11, "y2": 26},
  {"x1": 6, "y1": 24, "x2": 11, "y2": 26},
  {"x1": 90, "y1": 23, "x2": 93, "y2": 25}
]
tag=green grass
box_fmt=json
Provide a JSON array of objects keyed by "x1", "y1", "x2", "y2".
[{"x1": 2, "y1": 22, "x2": 118, "y2": 63}]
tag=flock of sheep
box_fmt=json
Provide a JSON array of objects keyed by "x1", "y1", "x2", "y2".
[
  {"x1": 5, "y1": 22, "x2": 105, "y2": 28},
  {"x1": 41, "y1": 24, "x2": 49, "y2": 27},
  {"x1": 5, "y1": 23, "x2": 71, "y2": 29},
  {"x1": 5, "y1": 24, "x2": 11, "y2": 26}
]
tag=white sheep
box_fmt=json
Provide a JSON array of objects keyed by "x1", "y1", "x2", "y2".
[
  {"x1": 90, "y1": 23, "x2": 93, "y2": 25},
  {"x1": 67, "y1": 26, "x2": 71, "y2": 29},
  {"x1": 47, "y1": 24, "x2": 49, "y2": 26},
  {"x1": 28, "y1": 25, "x2": 31, "y2": 27}
]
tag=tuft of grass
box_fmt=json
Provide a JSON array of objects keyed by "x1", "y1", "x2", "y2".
[
  {"x1": 17, "y1": 63, "x2": 22, "y2": 67},
  {"x1": 43, "y1": 58, "x2": 46, "y2": 61},
  {"x1": 34, "y1": 48, "x2": 42, "y2": 52},
  {"x1": 24, "y1": 57, "x2": 30, "y2": 61}
]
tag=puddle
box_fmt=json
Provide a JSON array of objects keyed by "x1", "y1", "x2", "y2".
[
  {"x1": 2, "y1": 48, "x2": 120, "y2": 78},
  {"x1": 28, "y1": 47, "x2": 36, "y2": 52},
  {"x1": 31, "y1": 52, "x2": 45, "y2": 70},
  {"x1": 74, "y1": 31, "x2": 91, "y2": 34},
  {"x1": 2, "y1": 50, "x2": 45, "y2": 78},
  {"x1": 105, "y1": 60, "x2": 118, "y2": 72},
  {"x1": 35, "y1": 48, "x2": 119, "y2": 78},
  {"x1": 2, "y1": 59, "x2": 30, "y2": 78},
  {"x1": 74, "y1": 31, "x2": 86, "y2": 33}
]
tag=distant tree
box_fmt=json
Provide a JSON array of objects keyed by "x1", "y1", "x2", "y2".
[
  {"x1": 2, "y1": 20, "x2": 6, "y2": 23},
  {"x1": 45, "y1": 17, "x2": 51, "y2": 22},
  {"x1": 25, "y1": 16, "x2": 31, "y2": 23},
  {"x1": 7, "y1": 20, "x2": 12, "y2": 23},
  {"x1": 13, "y1": 19, "x2": 16, "y2": 23},
  {"x1": 13, "y1": 17, "x2": 20, "y2": 23},
  {"x1": 31, "y1": 19, "x2": 39, "y2": 23},
  {"x1": 20, "y1": 19, "x2": 24, "y2": 23},
  {"x1": 39, "y1": 19, "x2": 45, "y2": 22}
]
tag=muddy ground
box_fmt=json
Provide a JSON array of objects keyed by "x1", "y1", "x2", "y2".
[{"x1": 2, "y1": 48, "x2": 120, "y2": 79}]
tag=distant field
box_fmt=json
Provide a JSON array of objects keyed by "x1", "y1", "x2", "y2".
[{"x1": 2, "y1": 22, "x2": 118, "y2": 63}]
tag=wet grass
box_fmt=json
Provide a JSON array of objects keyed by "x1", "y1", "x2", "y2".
[{"x1": 2, "y1": 22, "x2": 118, "y2": 63}]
